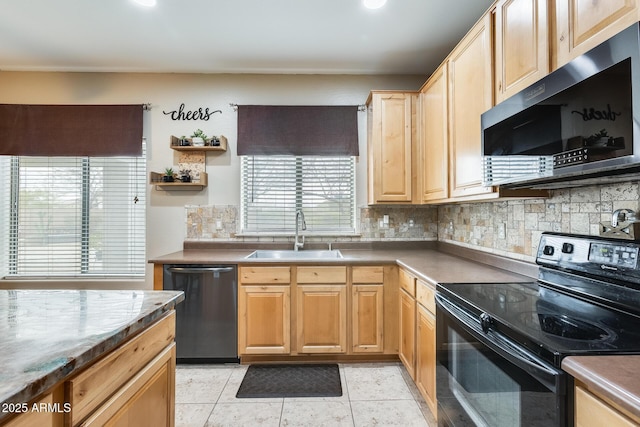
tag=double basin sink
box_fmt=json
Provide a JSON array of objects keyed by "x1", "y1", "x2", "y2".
[{"x1": 245, "y1": 249, "x2": 343, "y2": 259}]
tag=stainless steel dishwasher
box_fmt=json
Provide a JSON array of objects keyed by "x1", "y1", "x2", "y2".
[{"x1": 163, "y1": 264, "x2": 239, "y2": 363}]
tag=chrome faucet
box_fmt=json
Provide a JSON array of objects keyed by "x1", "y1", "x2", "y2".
[{"x1": 295, "y1": 209, "x2": 306, "y2": 251}]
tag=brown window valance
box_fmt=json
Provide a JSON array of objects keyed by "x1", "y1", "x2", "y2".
[
  {"x1": 237, "y1": 105, "x2": 359, "y2": 156},
  {"x1": 0, "y1": 104, "x2": 143, "y2": 157}
]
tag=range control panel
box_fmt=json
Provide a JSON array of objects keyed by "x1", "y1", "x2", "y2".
[{"x1": 536, "y1": 233, "x2": 640, "y2": 282}]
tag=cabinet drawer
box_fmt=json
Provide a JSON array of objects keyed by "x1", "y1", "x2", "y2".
[
  {"x1": 416, "y1": 279, "x2": 436, "y2": 315},
  {"x1": 66, "y1": 312, "x2": 176, "y2": 426},
  {"x1": 297, "y1": 266, "x2": 346, "y2": 283},
  {"x1": 352, "y1": 266, "x2": 384, "y2": 284},
  {"x1": 399, "y1": 269, "x2": 416, "y2": 297},
  {"x1": 240, "y1": 266, "x2": 291, "y2": 284}
]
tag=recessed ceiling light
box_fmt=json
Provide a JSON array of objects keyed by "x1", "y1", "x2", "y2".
[
  {"x1": 363, "y1": 0, "x2": 387, "y2": 9},
  {"x1": 132, "y1": 0, "x2": 157, "y2": 7}
]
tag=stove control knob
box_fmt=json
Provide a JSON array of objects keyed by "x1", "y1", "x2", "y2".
[
  {"x1": 543, "y1": 245, "x2": 554, "y2": 256},
  {"x1": 480, "y1": 312, "x2": 493, "y2": 333},
  {"x1": 562, "y1": 243, "x2": 574, "y2": 254}
]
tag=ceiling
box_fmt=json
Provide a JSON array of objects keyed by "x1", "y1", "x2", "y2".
[{"x1": 0, "y1": 0, "x2": 494, "y2": 76}]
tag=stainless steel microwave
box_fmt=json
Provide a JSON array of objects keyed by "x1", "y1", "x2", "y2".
[{"x1": 481, "y1": 23, "x2": 640, "y2": 189}]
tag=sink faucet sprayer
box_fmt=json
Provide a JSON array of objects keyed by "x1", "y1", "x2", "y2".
[{"x1": 295, "y1": 209, "x2": 306, "y2": 251}]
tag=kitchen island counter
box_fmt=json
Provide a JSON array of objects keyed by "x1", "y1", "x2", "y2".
[{"x1": 0, "y1": 289, "x2": 183, "y2": 423}]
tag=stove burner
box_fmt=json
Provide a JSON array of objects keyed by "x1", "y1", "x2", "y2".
[
  {"x1": 472, "y1": 285, "x2": 530, "y2": 303},
  {"x1": 517, "y1": 311, "x2": 613, "y2": 341}
]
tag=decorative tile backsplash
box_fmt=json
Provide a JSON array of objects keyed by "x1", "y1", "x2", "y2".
[
  {"x1": 185, "y1": 181, "x2": 640, "y2": 262},
  {"x1": 438, "y1": 181, "x2": 640, "y2": 262},
  {"x1": 185, "y1": 205, "x2": 438, "y2": 242}
]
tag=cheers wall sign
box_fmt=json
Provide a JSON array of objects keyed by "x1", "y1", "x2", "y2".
[{"x1": 163, "y1": 103, "x2": 222, "y2": 121}]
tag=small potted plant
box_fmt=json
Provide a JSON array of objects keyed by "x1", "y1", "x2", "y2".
[
  {"x1": 179, "y1": 169, "x2": 192, "y2": 183},
  {"x1": 191, "y1": 129, "x2": 207, "y2": 147},
  {"x1": 163, "y1": 167, "x2": 175, "y2": 182},
  {"x1": 179, "y1": 135, "x2": 190, "y2": 146}
]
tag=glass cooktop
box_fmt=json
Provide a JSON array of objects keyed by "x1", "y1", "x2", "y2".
[{"x1": 437, "y1": 280, "x2": 640, "y2": 366}]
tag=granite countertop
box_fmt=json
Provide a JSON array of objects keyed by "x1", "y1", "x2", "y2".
[
  {"x1": 563, "y1": 356, "x2": 640, "y2": 422},
  {"x1": 0, "y1": 289, "x2": 184, "y2": 418}
]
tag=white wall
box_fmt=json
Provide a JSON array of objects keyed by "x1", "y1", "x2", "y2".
[{"x1": 0, "y1": 71, "x2": 423, "y2": 289}]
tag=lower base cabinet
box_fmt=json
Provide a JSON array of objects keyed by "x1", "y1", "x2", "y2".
[
  {"x1": 399, "y1": 288, "x2": 416, "y2": 380},
  {"x1": 296, "y1": 284, "x2": 347, "y2": 353},
  {"x1": 238, "y1": 284, "x2": 291, "y2": 354},
  {"x1": 416, "y1": 304, "x2": 437, "y2": 417},
  {"x1": 575, "y1": 383, "x2": 638, "y2": 426}
]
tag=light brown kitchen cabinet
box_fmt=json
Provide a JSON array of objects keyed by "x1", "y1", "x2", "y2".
[
  {"x1": 417, "y1": 63, "x2": 449, "y2": 203},
  {"x1": 554, "y1": 0, "x2": 639, "y2": 70},
  {"x1": 574, "y1": 382, "x2": 638, "y2": 426},
  {"x1": 493, "y1": 0, "x2": 549, "y2": 103},
  {"x1": 295, "y1": 266, "x2": 347, "y2": 354},
  {"x1": 416, "y1": 281, "x2": 437, "y2": 418},
  {"x1": 352, "y1": 266, "x2": 385, "y2": 353},
  {"x1": 447, "y1": 13, "x2": 494, "y2": 200},
  {"x1": 367, "y1": 91, "x2": 418, "y2": 204},
  {"x1": 296, "y1": 284, "x2": 347, "y2": 353},
  {"x1": 399, "y1": 288, "x2": 416, "y2": 380},
  {"x1": 238, "y1": 266, "x2": 291, "y2": 355}
]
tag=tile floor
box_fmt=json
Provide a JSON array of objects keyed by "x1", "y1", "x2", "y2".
[{"x1": 175, "y1": 362, "x2": 437, "y2": 427}]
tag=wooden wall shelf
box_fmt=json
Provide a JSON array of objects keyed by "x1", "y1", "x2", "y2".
[
  {"x1": 169, "y1": 135, "x2": 227, "y2": 152},
  {"x1": 149, "y1": 171, "x2": 208, "y2": 191}
]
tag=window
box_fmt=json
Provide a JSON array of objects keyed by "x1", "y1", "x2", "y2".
[
  {"x1": 241, "y1": 155, "x2": 356, "y2": 234},
  {"x1": 0, "y1": 148, "x2": 146, "y2": 278}
]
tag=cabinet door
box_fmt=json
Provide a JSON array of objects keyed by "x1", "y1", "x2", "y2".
[
  {"x1": 238, "y1": 285, "x2": 290, "y2": 354},
  {"x1": 555, "y1": 0, "x2": 639, "y2": 69},
  {"x1": 352, "y1": 284, "x2": 384, "y2": 353},
  {"x1": 296, "y1": 285, "x2": 347, "y2": 353},
  {"x1": 418, "y1": 63, "x2": 449, "y2": 203},
  {"x1": 494, "y1": 0, "x2": 549, "y2": 103},
  {"x1": 575, "y1": 384, "x2": 637, "y2": 426},
  {"x1": 399, "y1": 288, "x2": 416, "y2": 380},
  {"x1": 448, "y1": 14, "x2": 494, "y2": 199},
  {"x1": 369, "y1": 92, "x2": 415, "y2": 203},
  {"x1": 416, "y1": 304, "x2": 437, "y2": 418},
  {"x1": 82, "y1": 344, "x2": 176, "y2": 427}
]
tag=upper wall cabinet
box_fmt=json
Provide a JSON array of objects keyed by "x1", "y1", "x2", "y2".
[
  {"x1": 417, "y1": 63, "x2": 449, "y2": 203},
  {"x1": 554, "y1": 0, "x2": 639, "y2": 69},
  {"x1": 493, "y1": 0, "x2": 549, "y2": 103},
  {"x1": 367, "y1": 91, "x2": 418, "y2": 204},
  {"x1": 447, "y1": 14, "x2": 495, "y2": 200}
]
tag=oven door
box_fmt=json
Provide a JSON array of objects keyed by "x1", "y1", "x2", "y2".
[{"x1": 436, "y1": 293, "x2": 570, "y2": 427}]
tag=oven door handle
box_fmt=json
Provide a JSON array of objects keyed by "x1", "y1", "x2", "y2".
[{"x1": 436, "y1": 293, "x2": 563, "y2": 393}]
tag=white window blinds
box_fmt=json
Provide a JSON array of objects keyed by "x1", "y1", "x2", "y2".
[
  {"x1": 0, "y1": 148, "x2": 146, "y2": 278},
  {"x1": 241, "y1": 156, "x2": 356, "y2": 234}
]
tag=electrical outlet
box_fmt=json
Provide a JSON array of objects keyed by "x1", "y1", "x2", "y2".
[
  {"x1": 383, "y1": 214, "x2": 389, "y2": 226},
  {"x1": 216, "y1": 220, "x2": 223, "y2": 230},
  {"x1": 408, "y1": 218, "x2": 414, "y2": 227},
  {"x1": 498, "y1": 222, "x2": 506, "y2": 239}
]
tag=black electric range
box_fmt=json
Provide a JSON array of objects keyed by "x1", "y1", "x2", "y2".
[
  {"x1": 438, "y1": 232, "x2": 640, "y2": 367},
  {"x1": 435, "y1": 232, "x2": 640, "y2": 427}
]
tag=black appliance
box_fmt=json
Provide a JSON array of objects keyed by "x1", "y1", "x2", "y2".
[
  {"x1": 163, "y1": 264, "x2": 239, "y2": 363},
  {"x1": 436, "y1": 232, "x2": 640, "y2": 426},
  {"x1": 481, "y1": 23, "x2": 640, "y2": 189}
]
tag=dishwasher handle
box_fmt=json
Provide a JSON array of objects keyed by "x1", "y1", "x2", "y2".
[{"x1": 167, "y1": 266, "x2": 235, "y2": 274}]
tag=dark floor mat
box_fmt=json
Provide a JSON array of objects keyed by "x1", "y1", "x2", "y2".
[{"x1": 236, "y1": 364, "x2": 342, "y2": 398}]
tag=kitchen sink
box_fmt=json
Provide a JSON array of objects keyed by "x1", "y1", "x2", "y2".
[{"x1": 245, "y1": 249, "x2": 343, "y2": 259}]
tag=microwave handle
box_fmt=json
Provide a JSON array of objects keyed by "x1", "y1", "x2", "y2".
[{"x1": 436, "y1": 293, "x2": 563, "y2": 393}]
